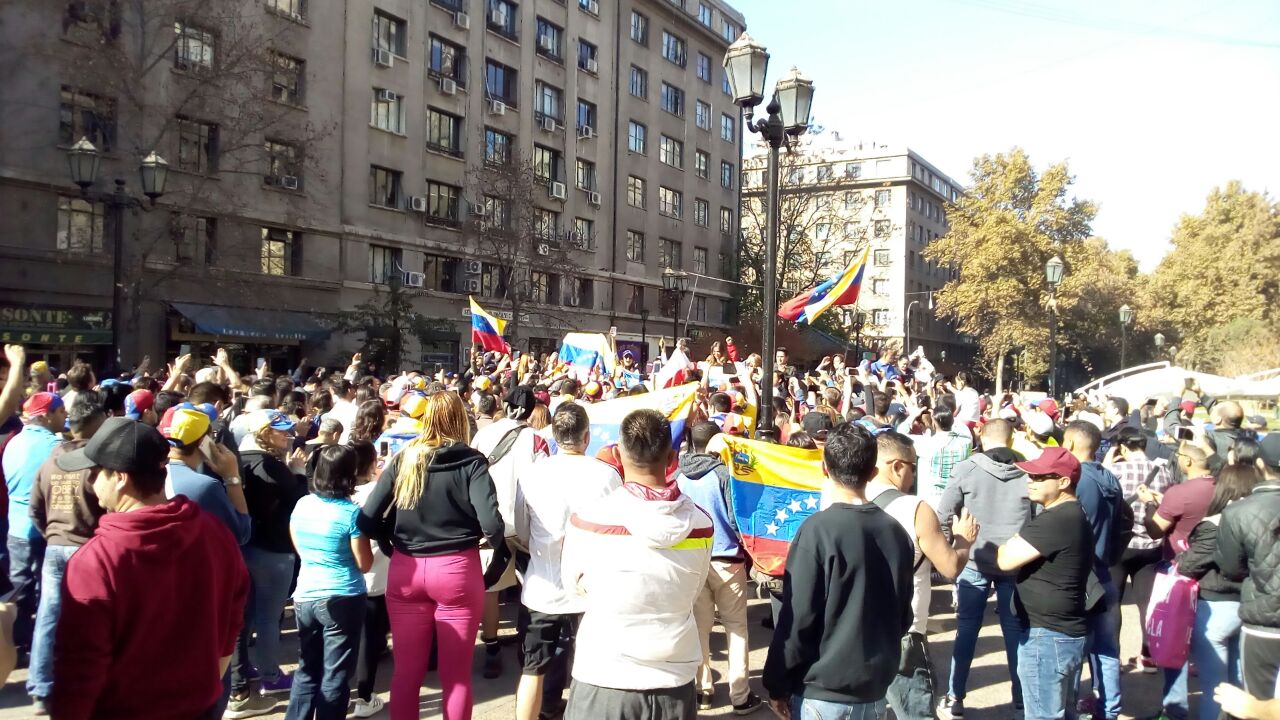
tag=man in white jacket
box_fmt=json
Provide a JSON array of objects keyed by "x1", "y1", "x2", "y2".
[{"x1": 561, "y1": 409, "x2": 713, "y2": 720}]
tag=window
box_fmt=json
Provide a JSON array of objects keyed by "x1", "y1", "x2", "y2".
[
  {"x1": 573, "y1": 217, "x2": 595, "y2": 245},
  {"x1": 658, "y1": 186, "x2": 682, "y2": 218},
  {"x1": 698, "y1": 3, "x2": 713, "y2": 25},
  {"x1": 270, "y1": 53, "x2": 305, "y2": 104},
  {"x1": 661, "y1": 31, "x2": 686, "y2": 67},
  {"x1": 372, "y1": 10, "x2": 406, "y2": 56},
  {"x1": 56, "y1": 196, "x2": 104, "y2": 253},
  {"x1": 480, "y1": 262, "x2": 508, "y2": 298},
  {"x1": 874, "y1": 219, "x2": 890, "y2": 237},
  {"x1": 369, "y1": 244, "x2": 401, "y2": 285},
  {"x1": 695, "y1": 150, "x2": 709, "y2": 179},
  {"x1": 485, "y1": 127, "x2": 512, "y2": 165},
  {"x1": 630, "y1": 11, "x2": 648, "y2": 45},
  {"x1": 629, "y1": 65, "x2": 648, "y2": 99},
  {"x1": 371, "y1": 88, "x2": 405, "y2": 133},
  {"x1": 874, "y1": 249, "x2": 891, "y2": 266},
  {"x1": 720, "y1": 113, "x2": 735, "y2": 142},
  {"x1": 627, "y1": 176, "x2": 646, "y2": 208},
  {"x1": 479, "y1": 194, "x2": 510, "y2": 231},
  {"x1": 171, "y1": 214, "x2": 215, "y2": 263},
  {"x1": 694, "y1": 296, "x2": 707, "y2": 322},
  {"x1": 845, "y1": 162, "x2": 861, "y2": 179},
  {"x1": 174, "y1": 21, "x2": 214, "y2": 72},
  {"x1": 788, "y1": 167, "x2": 805, "y2": 183},
  {"x1": 59, "y1": 87, "x2": 115, "y2": 150},
  {"x1": 566, "y1": 276, "x2": 593, "y2": 308},
  {"x1": 720, "y1": 161, "x2": 734, "y2": 189},
  {"x1": 534, "y1": 80, "x2": 563, "y2": 122},
  {"x1": 535, "y1": 17, "x2": 562, "y2": 60},
  {"x1": 694, "y1": 246, "x2": 708, "y2": 273},
  {"x1": 659, "y1": 238, "x2": 682, "y2": 269},
  {"x1": 576, "y1": 100, "x2": 597, "y2": 131},
  {"x1": 533, "y1": 208, "x2": 560, "y2": 240},
  {"x1": 693, "y1": 199, "x2": 709, "y2": 227},
  {"x1": 815, "y1": 164, "x2": 833, "y2": 182},
  {"x1": 720, "y1": 206, "x2": 733, "y2": 234},
  {"x1": 426, "y1": 181, "x2": 461, "y2": 224},
  {"x1": 626, "y1": 230, "x2": 645, "y2": 262},
  {"x1": 423, "y1": 254, "x2": 460, "y2": 293},
  {"x1": 627, "y1": 284, "x2": 645, "y2": 314},
  {"x1": 871, "y1": 309, "x2": 889, "y2": 326},
  {"x1": 722, "y1": 71, "x2": 731, "y2": 96},
  {"x1": 269, "y1": 0, "x2": 306, "y2": 18},
  {"x1": 429, "y1": 35, "x2": 466, "y2": 84},
  {"x1": 627, "y1": 121, "x2": 647, "y2": 154},
  {"x1": 575, "y1": 158, "x2": 596, "y2": 190},
  {"x1": 721, "y1": 19, "x2": 737, "y2": 43},
  {"x1": 264, "y1": 139, "x2": 300, "y2": 184},
  {"x1": 659, "y1": 135, "x2": 683, "y2": 168},
  {"x1": 875, "y1": 189, "x2": 891, "y2": 208},
  {"x1": 577, "y1": 40, "x2": 598, "y2": 72},
  {"x1": 844, "y1": 191, "x2": 861, "y2": 209},
  {"x1": 529, "y1": 271, "x2": 558, "y2": 304},
  {"x1": 261, "y1": 227, "x2": 295, "y2": 276},
  {"x1": 696, "y1": 52, "x2": 711, "y2": 82},
  {"x1": 176, "y1": 117, "x2": 218, "y2": 174},
  {"x1": 427, "y1": 108, "x2": 463, "y2": 156},
  {"x1": 485, "y1": 60, "x2": 518, "y2": 106},
  {"x1": 533, "y1": 145, "x2": 562, "y2": 183},
  {"x1": 695, "y1": 100, "x2": 711, "y2": 130},
  {"x1": 486, "y1": 0, "x2": 518, "y2": 39},
  {"x1": 660, "y1": 83, "x2": 684, "y2": 117},
  {"x1": 578, "y1": 0, "x2": 599, "y2": 15},
  {"x1": 369, "y1": 166, "x2": 402, "y2": 208},
  {"x1": 844, "y1": 222, "x2": 858, "y2": 237}
]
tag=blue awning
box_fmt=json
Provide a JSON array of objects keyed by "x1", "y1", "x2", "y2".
[{"x1": 171, "y1": 302, "x2": 331, "y2": 343}]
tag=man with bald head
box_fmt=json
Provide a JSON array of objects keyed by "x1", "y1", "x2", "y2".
[{"x1": 1210, "y1": 401, "x2": 1244, "y2": 468}]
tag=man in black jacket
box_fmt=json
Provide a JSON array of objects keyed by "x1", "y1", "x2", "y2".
[
  {"x1": 763, "y1": 423, "x2": 913, "y2": 719},
  {"x1": 1216, "y1": 433, "x2": 1280, "y2": 700}
]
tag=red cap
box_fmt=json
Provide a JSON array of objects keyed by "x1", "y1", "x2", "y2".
[
  {"x1": 1014, "y1": 447, "x2": 1081, "y2": 485},
  {"x1": 1180, "y1": 400, "x2": 1197, "y2": 416},
  {"x1": 1033, "y1": 398, "x2": 1060, "y2": 420},
  {"x1": 23, "y1": 392, "x2": 64, "y2": 418}
]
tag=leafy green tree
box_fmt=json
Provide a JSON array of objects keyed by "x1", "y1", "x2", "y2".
[{"x1": 335, "y1": 274, "x2": 453, "y2": 374}]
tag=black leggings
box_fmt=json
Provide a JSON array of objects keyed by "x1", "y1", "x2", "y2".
[
  {"x1": 1109, "y1": 546, "x2": 1163, "y2": 655},
  {"x1": 356, "y1": 595, "x2": 390, "y2": 701}
]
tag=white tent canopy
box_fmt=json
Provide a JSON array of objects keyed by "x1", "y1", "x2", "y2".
[{"x1": 1074, "y1": 362, "x2": 1280, "y2": 407}]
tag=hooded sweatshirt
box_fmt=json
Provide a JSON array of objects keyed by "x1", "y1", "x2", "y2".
[
  {"x1": 1075, "y1": 460, "x2": 1122, "y2": 581},
  {"x1": 675, "y1": 453, "x2": 742, "y2": 560},
  {"x1": 239, "y1": 436, "x2": 307, "y2": 555},
  {"x1": 937, "y1": 448, "x2": 1032, "y2": 575},
  {"x1": 562, "y1": 482, "x2": 713, "y2": 690},
  {"x1": 52, "y1": 497, "x2": 248, "y2": 720}
]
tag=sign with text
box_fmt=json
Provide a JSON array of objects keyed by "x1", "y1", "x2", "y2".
[{"x1": 0, "y1": 305, "x2": 112, "y2": 345}]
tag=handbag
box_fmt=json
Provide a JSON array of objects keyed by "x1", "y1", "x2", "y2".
[{"x1": 1144, "y1": 562, "x2": 1198, "y2": 669}]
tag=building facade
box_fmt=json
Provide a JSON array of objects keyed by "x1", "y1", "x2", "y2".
[{"x1": 0, "y1": 0, "x2": 745, "y2": 373}]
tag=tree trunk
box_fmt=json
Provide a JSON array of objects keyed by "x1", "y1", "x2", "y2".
[{"x1": 995, "y1": 353, "x2": 1005, "y2": 397}]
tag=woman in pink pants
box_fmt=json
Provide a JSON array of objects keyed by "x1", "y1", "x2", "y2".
[{"x1": 358, "y1": 391, "x2": 509, "y2": 720}]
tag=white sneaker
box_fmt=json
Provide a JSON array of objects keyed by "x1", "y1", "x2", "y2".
[{"x1": 351, "y1": 696, "x2": 385, "y2": 718}]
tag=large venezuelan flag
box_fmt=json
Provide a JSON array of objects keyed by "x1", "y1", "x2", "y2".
[
  {"x1": 578, "y1": 382, "x2": 699, "y2": 456},
  {"x1": 778, "y1": 246, "x2": 869, "y2": 324},
  {"x1": 706, "y1": 434, "x2": 825, "y2": 576},
  {"x1": 469, "y1": 296, "x2": 510, "y2": 354}
]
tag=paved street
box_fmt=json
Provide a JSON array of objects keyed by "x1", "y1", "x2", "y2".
[{"x1": 0, "y1": 585, "x2": 1185, "y2": 719}]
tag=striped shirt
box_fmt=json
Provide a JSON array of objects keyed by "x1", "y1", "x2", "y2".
[
  {"x1": 915, "y1": 430, "x2": 974, "y2": 509},
  {"x1": 1105, "y1": 455, "x2": 1173, "y2": 550}
]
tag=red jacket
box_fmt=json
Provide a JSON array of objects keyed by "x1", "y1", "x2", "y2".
[{"x1": 52, "y1": 496, "x2": 249, "y2": 720}]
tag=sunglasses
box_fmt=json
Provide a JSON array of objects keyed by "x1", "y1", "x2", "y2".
[{"x1": 1027, "y1": 473, "x2": 1061, "y2": 483}]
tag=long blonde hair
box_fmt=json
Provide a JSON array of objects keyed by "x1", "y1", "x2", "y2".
[{"x1": 393, "y1": 391, "x2": 471, "y2": 509}]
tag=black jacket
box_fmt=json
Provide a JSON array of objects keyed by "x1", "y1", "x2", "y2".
[
  {"x1": 1177, "y1": 518, "x2": 1241, "y2": 601},
  {"x1": 1215, "y1": 482, "x2": 1280, "y2": 628},
  {"x1": 240, "y1": 450, "x2": 308, "y2": 554}
]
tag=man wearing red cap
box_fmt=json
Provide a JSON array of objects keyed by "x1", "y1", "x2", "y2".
[{"x1": 991, "y1": 447, "x2": 1092, "y2": 720}]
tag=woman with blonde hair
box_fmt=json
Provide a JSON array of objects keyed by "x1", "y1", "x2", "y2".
[{"x1": 358, "y1": 391, "x2": 507, "y2": 720}]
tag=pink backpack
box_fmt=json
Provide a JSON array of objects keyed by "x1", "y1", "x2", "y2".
[{"x1": 1144, "y1": 564, "x2": 1198, "y2": 669}]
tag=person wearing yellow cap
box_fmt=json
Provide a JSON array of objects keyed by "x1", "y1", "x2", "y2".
[
  {"x1": 28, "y1": 361, "x2": 53, "y2": 398},
  {"x1": 163, "y1": 408, "x2": 252, "y2": 546},
  {"x1": 375, "y1": 393, "x2": 428, "y2": 464}
]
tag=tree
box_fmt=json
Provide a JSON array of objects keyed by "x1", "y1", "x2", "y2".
[
  {"x1": 1202, "y1": 319, "x2": 1280, "y2": 377},
  {"x1": 925, "y1": 148, "x2": 1097, "y2": 392},
  {"x1": 1142, "y1": 182, "x2": 1280, "y2": 369},
  {"x1": 335, "y1": 274, "x2": 453, "y2": 374},
  {"x1": 1057, "y1": 237, "x2": 1142, "y2": 377}
]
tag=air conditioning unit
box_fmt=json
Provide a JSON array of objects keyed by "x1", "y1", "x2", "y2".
[
  {"x1": 439, "y1": 77, "x2": 457, "y2": 95},
  {"x1": 585, "y1": 58, "x2": 599, "y2": 74},
  {"x1": 280, "y1": 175, "x2": 300, "y2": 190},
  {"x1": 462, "y1": 278, "x2": 482, "y2": 293},
  {"x1": 373, "y1": 48, "x2": 394, "y2": 67},
  {"x1": 408, "y1": 196, "x2": 428, "y2": 212},
  {"x1": 488, "y1": 99, "x2": 506, "y2": 116},
  {"x1": 538, "y1": 36, "x2": 556, "y2": 54},
  {"x1": 540, "y1": 116, "x2": 558, "y2": 133},
  {"x1": 588, "y1": 191, "x2": 602, "y2": 206},
  {"x1": 454, "y1": 11, "x2": 470, "y2": 29},
  {"x1": 403, "y1": 271, "x2": 426, "y2": 288},
  {"x1": 488, "y1": 9, "x2": 505, "y2": 26},
  {"x1": 375, "y1": 88, "x2": 398, "y2": 102},
  {"x1": 463, "y1": 259, "x2": 483, "y2": 274},
  {"x1": 470, "y1": 202, "x2": 488, "y2": 216},
  {"x1": 578, "y1": 125, "x2": 595, "y2": 140},
  {"x1": 536, "y1": 243, "x2": 551, "y2": 256},
  {"x1": 585, "y1": 0, "x2": 599, "y2": 14},
  {"x1": 548, "y1": 181, "x2": 567, "y2": 200}
]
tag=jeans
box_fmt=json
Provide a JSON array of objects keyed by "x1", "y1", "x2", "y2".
[
  {"x1": 26, "y1": 544, "x2": 77, "y2": 698},
  {"x1": 949, "y1": 565, "x2": 1023, "y2": 702},
  {"x1": 692, "y1": 560, "x2": 751, "y2": 705},
  {"x1": 5, "y1": 534, "x2": 45, "y2": 650},
  {"x1": 790, "y1": 694, "x2": 887, "y2": 720},
  {"x1": 1240, "y1": 625, "x2": 1280, "y2": 701},
  {"x1": 243, "y1": 546, "x2": 297, "y2": 683},
  {"x1": 1190, "y1": 600, "x2": 1241, "y2": 720},
  {"x1": 1084, "y1": 580, "x2": 1122, "y2": 719},
  {"x1": 284, "y1": 594, "x2": 366, "y2": 720},
  {"x1": 356, "y1": 594, "x2": 389, "y2": 701},
  {"x1": 1017, "y1": 627, "x2": 1086, "y2": 720}
]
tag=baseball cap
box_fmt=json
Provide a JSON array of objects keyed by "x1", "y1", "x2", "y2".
[
  {"x1": 801, "y1": 411, "x2": 835, "y2": 439},
  {"x1": 1030, "y1": 398, "x2": 1060, "y2": 421},
  {"x1": 474, "y1": 376, "x2": 493, "y2": 392},
  {"x1": 55, "y1": 417, "x2": 169, "y2": 473},
  {"x1": 124, "y1": 389, "x2": 155, "y2": 421},
  {"x1": 246, "y1": 409, "x2": 296, "y2": 434},
  {"x1": 1180, "y1": 400, "x2": 1197, "y2": 416},
  {"x1": 1244, "y1": 415, "x2": 1267, "y2": 430},
  {"x1": 504, "y1": 386, "x2": 536, "y2": 415},
  {"x1": 1014, "y1": 447, "x2": 1082, "y2": 485},
  {"x1": 30, "y1": 361, "x2": 49, "y2": 375},
  {"x1": 162, "y1": 407, "x2": 210, "y2": 448},
  {"x1": 1026, "y1": 410, "x2": 1055, "y2": 438},
  {"x1": 1259, "y1": 433, "x2": 1280, "y2": 469},
  {"x1": 400, "y1": 392, "x2": 428, "y2": 420},
  {"x1": 584, "y1": 381, "x2": 602, "y2": 398},
  {"x1": 23, "y1": 392, "x2": 63, "y2": 418}
]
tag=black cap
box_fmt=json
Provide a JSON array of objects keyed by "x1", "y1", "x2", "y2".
[
  {"x1": 801, "y1": 411, "x2": 835, "y2": 438},
  {"x1": 505, "y1": 386, "x2": 537, "y2": 415},
  {"x1": 56, "y1": 417, "x2": 170, "y2": 474},
  {"x1": 1260, "y1": 433, "x2": 1280, "y2": 470}
]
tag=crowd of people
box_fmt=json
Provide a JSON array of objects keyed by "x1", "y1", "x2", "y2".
[{"x1": 0, "y1": 337, "x2": 1276, "y2": 720}]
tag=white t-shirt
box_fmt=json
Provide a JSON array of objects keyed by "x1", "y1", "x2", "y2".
[
  {"x1": 515, "y1": 454, "x2": 622, "y2": 614},
  {"x1": 329, "y1": 399, "x2": 359, "y2": 444},
  {"x1": 471, "y1": 418, "x2": 542, "y2": 537},
  {"x1": 351, "y1": 482, "x2": 388, "y2": 597},
  {"x1": 865, "y1": 483, "x2": 932, "y2": 636},
  {"x1": 955, "y1": 387, "x2": 981, "y2": 424}
]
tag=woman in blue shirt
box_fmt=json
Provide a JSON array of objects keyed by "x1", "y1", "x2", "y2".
[{"x1": 285, "y1": 445, "x2": 373, "y2": 720}]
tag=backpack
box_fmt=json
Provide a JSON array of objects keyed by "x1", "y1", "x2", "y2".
[{"x1": 1110, "y1": 495, "x2": 1136, "y2": 565}]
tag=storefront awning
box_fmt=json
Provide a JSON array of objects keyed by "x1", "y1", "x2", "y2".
[{"x1": 170, "y1": 302, "x2": 331, "y2": 343}]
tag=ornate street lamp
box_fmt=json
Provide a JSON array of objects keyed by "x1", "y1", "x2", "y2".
[
  {"x1": 1119, "y1": 304, "x2": 1133, "y2": 370},
  {"x1": 139, "y1": 151, "x2": 170, "y2": 204},
  {"x1": 67, "y1": 137, "x2": 101, "y2": 191},
  {"x1": 1045, "y1": 255, "x2": 1065, "y2": 398},
  {"x1": 662, "y1": 268, "x2": 690, "y2": 344}
]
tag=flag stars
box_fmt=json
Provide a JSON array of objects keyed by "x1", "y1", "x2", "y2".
[
  {"x1": 775, "y1": 508, "x2": 789, "y2": 523},
  {"x1": 804, "y1": 495, "x2": 819, "y2": 510},
  {"x1": 787, "y1": 499, "x2": 802, "y2": 513},
  {"x1": 765, "y1": 521, "x2": 780, "y2": 535}
]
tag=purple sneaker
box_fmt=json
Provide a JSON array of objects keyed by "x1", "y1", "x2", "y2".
[{"x1": 260, "y1": 673, "x2": 293, "y2": 696}]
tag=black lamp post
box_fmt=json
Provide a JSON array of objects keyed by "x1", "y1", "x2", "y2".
[
  {"x1": 843, "y1": 309, "x2": 865, "y2": 365},
  {"x1": 67, "y1": 138, "x2": 169, "y2": 372},
  {"x1": 724, "y1": 33, "x2": 814, "y2": 438},
  {"x1": 662, "y1": 268, "x2": 689, "y2": 346},
  {"x1": 1119, "y1": 304, "x2": 1133, "y2": 370},
  {"x1": 640, "y1": 307, "x2": 649, "y2": 366},
  {"x1": 1044, "y1": 255, "x2": 1065, "y2": 398}
]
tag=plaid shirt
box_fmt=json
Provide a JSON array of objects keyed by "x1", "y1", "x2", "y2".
[
  {"x1": 915, "y1": 430, "x2": 974, "y2": 508},
  {"x1": 1106, "y1": 456, "x2": 1173, "y2": 550}
]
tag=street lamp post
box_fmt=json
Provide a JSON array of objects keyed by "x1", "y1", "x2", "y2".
[
  {"x1": 67, "y1": 138, "x2": 169, "y2": 373},
  {"x1": 724, "y1": 34, "x2": 814, "y2": 438},
  {"x1": 662, "y1": 268, "x2": 690, "y2": 346},
  {"x1": 1044, "y1": 255, "x2": 1065, "y2": 399},
  {"x1": 1119, "y1": 304, "x2": 1134, "y2": 370},
  {"x1": 640, "y1": 308, "x2": 649, "y2": 365}
]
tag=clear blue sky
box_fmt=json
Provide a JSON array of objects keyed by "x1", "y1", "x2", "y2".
[{"x1": 731, "y1": 0, "x2": 1280, "y2": 270}]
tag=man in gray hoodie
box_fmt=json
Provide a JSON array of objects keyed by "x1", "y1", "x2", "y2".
[{"x1": 936, "y1": 419, "x2": 1032, "y2": 720}]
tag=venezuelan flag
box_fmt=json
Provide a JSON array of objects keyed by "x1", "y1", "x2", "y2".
[
  {"x1": 469, "y1": 296, "x2": 509, "y2": 354},
  {"x1": 577, "y1": 382, "x2": 699, "y2": 456},
  {"x1": 706, "y1": 434, "x2": 825, "y2": 576},
  {"x1": 778, "y1": 246, "x2": 869, "y2": 324}
]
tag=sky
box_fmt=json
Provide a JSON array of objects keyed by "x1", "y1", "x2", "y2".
[{"x1": 730, "y1": 0, "x2": 1280, "y2": 270}]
